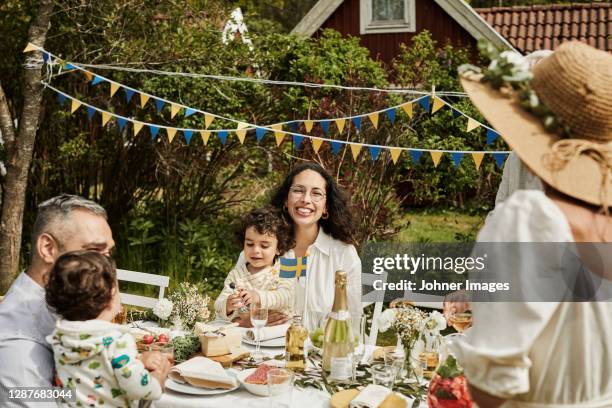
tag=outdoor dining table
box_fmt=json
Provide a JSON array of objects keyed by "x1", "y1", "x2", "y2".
[{"x1": 151, "y1": 326, "x2": 428, "y2": 408}]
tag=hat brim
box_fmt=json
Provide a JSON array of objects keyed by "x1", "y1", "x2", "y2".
[{"x1": 461, "y1": 77, "x2": 612, "y2": 207}]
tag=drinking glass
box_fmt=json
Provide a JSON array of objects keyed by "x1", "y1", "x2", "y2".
[
  {"x1": 352, "y1": 315, "x2": 367, "y2": 382},
  {"x1": 267, "y1": 368, "x2": 294, "y2": 408},
  {"x1": 383, "y1": 348, "x2": 406, "y2": 384},
  {"x1": 370, "y1": 363, "x2": 395, "y2": 388},
  {"x1": 448, "y1": 311, "x2": 472, "y2": 333},
  {"x1": 250, "y1": 302, "x2": 268, "y2": 362},
  {"x1": 148, "y1": 342, "x2": 175, "y2": 365}
]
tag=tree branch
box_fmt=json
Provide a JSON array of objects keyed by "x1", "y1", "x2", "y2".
[{"x1": 0, "y1": 83, "x2": 16, "y2": 154}]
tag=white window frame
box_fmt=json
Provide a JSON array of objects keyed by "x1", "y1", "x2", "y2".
[{"x1": 360, "y1": 0, "x2": 416, "y2": 35}]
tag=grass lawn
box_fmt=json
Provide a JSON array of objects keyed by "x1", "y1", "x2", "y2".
[{"x1": 397, "y1": 209, "x2": 486, "y2": 243}]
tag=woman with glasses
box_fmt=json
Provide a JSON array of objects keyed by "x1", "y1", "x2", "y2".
[
  {"x1": 269, "y1": 162, "x2": 362, "y2": 331},
  {"x1": 230, "y1": 162, "x2": 362, "y2": 331}
]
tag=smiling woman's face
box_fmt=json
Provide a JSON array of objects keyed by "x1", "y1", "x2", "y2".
[{"x1": 286, "y1": 169, "x2": 327, "y2": 228}]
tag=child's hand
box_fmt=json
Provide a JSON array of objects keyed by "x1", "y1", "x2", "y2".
[
  {"x1": 226, "y1": 293, "x2": 244, "y2": 315},
  {"x1": 238, "y1": 289, "x2": 260, "y2": 307}
]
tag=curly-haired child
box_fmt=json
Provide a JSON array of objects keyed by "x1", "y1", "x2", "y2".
[
  {"x1": 214, "y1": 207, "x2": 295, "y2": 322},
  {"x1": 46, "y1": 251, "x2": 168, "y2": 407}
]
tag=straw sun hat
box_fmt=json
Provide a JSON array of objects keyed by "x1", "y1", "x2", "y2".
[{"x1": 461, "y1": 41, "x2": 612, "y2": 209}]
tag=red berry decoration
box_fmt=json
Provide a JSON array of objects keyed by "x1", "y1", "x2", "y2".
[
  {"x1": 157, "y1": 334, "x2": 169, "y2": 344},
  {"x1": 143, "y1": 334, "x2": 154, "y2": 344}
]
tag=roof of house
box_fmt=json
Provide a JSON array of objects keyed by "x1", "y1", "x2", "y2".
[
  {"x1": 476, "y1": 2, "x2": 611, "y2": 53},
  {"x1": 292, "y1": 0, "x2": 515, "y2": 50}
]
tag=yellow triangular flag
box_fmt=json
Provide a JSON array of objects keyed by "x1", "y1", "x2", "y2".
[
  {"x1": 304, "y1": 120, "x2": 314, "y2": 133},
  {"x1": 271, "y1": 124, "x2": 284, "y2": 146},
  {"x1": 432, "y1": 97, "x2": 445, "y2": 114},
  {"x1": 110, "y1": 83, "x2": 120, "y2": 98},
  {"x1": 23, "y1": 43, "x2": 37, "y2": 53},
  {"x1": 350, "y1": 144, "x2": 362, "y2": 161},
  {"x1": 368, "y1": 113, "x2": 379, "y2": 129},
  {"x1": 430, "y1": 151, "x2": 443, "y2": 167},
  {"x1": 70, "y1": 100, "x2": 82, "y2": 114},
  {"x1": 204, "y1": 114, "x2": 214, "y2": 129},
  {"x1": 467, "y1": 118, "x2": 480, "y2": 132},
  {"x1": 471, "y1": 152, "x2": 485, "y2": 170},
  {"x1": 401, "y1": 102, "x2": 413, "y2": 119},
  {"x1": 390, "y1": 148, "x2": 402, "y2": 164},
  {"x1": 335, "y1": 119, "x2": 346, "y2": 133},
  {"x1": 101, "y1": 112, "x2": 112, "y2": 126},
  {"x1": 83, "y1": 71, "x2": 93, "y2": 82},
  {"x1": 312, "y1": 138, "x2": 323, "y2": 153},
  {"x1": 140, "y1": 94, "x2": 150, "y2": 109},
  {"x1": 166, "y1": 128, "x2": 177, "y2": 143},
  {"x1": 200, "y1": 130, "x2": 211, "y2": 145},
  {"x1": 133, "y1": 121, "x2": 144, "y2": 136},
  {"x1": 235, "y1": 123, "x2": 248, "y2": 144},
  {"x1": 171, "y1": 104, "x2": 181, "y2": 119}
]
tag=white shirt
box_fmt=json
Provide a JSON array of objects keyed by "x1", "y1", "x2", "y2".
[
  {"x1": 237, "y1": 229, "x2": 362, "y2": 332},
  {"x1": 452, "y1": 190, "x2": 612, "y2": 407},
  {"x1": 0, "y1": 272, "x2": 57, "y2": 408}
]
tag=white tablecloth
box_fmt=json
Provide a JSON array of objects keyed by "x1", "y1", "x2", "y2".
[{"x1": 153, "y1": 327, "x2": 333, "y2": 408}]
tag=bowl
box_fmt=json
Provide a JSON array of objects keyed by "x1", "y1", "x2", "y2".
[{"x1": 236, "y1": 368, "x2": 269, "y2": 397}]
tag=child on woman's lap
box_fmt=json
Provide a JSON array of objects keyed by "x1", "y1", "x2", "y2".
[
  {"x1": 214, "y1": 208, "x2": 295, "y2": 323},
  {"x1": 46, "y1": 251, "x2": 169, "y2": 407}
]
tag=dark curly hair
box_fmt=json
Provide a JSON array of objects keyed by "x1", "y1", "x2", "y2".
[
  {"x1": 46, "y1": 251, "x2": 117, "y2": 321},
  {"x1": 240, "y1": 207, "x2": 295, "y2": 258},
  {"x1": 271, "y1": 162, "x2": 355, "y2": 245}
]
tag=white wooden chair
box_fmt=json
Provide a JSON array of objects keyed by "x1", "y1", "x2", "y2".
[
  {"x1": 363, "y1": 271, "x2": 444, "y2": 346},
  {"x1": 116, "y1": 269, "x2": 169, "y2": 309}
]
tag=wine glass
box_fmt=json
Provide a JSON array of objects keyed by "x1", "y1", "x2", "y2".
[
  {"x1": 250, "y1": 301, "x2": 268, "y2": 361},
  {"x1": 351, "y1": 315, "x2": 366, "y2": 382},
  {"x1": 447, "y1": 311, "x2": 472, "y2": 333}
]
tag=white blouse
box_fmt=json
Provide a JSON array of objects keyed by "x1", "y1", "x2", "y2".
[{"x1": 452, "y1": 190, "x2": 612, "y2": 407}]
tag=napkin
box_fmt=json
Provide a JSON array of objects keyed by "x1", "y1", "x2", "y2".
[
  {"x1": 349, "y1": 385, "x2": 391, "y2": 408},
  {"x1": 245, "y1": 323, "x2": 290, "y2": 341},
  {"x1": 169, "y1": 356, "x2": 237, "y2": 389}
]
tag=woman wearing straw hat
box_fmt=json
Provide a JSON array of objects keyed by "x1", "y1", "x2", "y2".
[{"x1": 451, "y1": 41, "x2": 612, "y2": 407}]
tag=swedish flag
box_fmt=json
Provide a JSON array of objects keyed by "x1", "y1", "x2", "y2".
[{"x1": 279, "y1": 256, "x2": 308, "y2": 279}]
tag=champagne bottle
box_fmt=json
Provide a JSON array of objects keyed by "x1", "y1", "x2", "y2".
[
  {"x1": 322, "y1": 270, "x2": 354, "y2": 381},
  {"x1": 285, "y1": 315, "x2": 308, "y2": 371}
]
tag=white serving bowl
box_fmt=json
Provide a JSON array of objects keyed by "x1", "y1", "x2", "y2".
[{"x1": 236, "y1": 368, "x2": 269, "y2": 397}]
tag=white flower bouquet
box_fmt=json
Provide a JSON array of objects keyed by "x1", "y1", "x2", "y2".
[{"x1": 151, "y1": 283, "x2": 211, "y2": 331}]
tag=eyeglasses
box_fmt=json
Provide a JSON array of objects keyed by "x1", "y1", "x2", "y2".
[{"x1": 289, "y1": 186, "x2": 326, "y2": 203}]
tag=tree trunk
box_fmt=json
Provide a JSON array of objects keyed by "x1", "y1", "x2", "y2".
[{"x1": 0, "y1": 0, "x2": 54, "y2": 294}]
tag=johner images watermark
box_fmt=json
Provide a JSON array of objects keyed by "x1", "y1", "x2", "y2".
[{"x1": 361, "y1": 242, "x2": 612, "y2": 303}]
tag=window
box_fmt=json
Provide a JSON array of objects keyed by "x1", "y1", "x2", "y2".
[{"x1": 360, "y1": 0, "x2": 416, "y2": 34}]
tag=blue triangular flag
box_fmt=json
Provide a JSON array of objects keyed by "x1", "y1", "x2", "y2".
[
  {"x1": 155, "y1": 99, "x2": 165, "y2": 113},
  {"x1": 452, "y1": 152, "x2": 464, "y2": 168},
  {"x1": 125, "y1": 89, "x2": 135, "y2": 103},
  {"x1": 87, "y1": 107, "x2": 95, "y2": 121},
  {"x1": 369, "y1": 146, "x2": 381, "y2": 161},
  {"x1": 218, "y1": 131, "x2": 228, "y2": 145},
  {"x1": 185, "y1": 108, "x2": 196, "y2": 118},
  {"x1": 352, "y1": 117, "x2": 362, "y2": 132},
  {"x1": 486, "y1": 128, "x2": 500, "y2": 145},
  {"x1": 418, "y1": 97, "x2": 430, "y2": 112},
  {"x1": 386, "y1": 109, "x2": 396, "y2": 124},
  {"x1": 331, "y1": 141, "x2": 343, "y2": 155},
  {"x1": 293, "y1": 135, "x2": 304, "y2": 150},
  {"x1": 493, "y1": 153, "x2": 507, "y2": 168},
  {"x1": 42, "y1": 52, "x2": 50, "y2": 63},
  {"x1": 64, "y1": 63, "x2": 76, "y2": 71},
  {"x1": 117, "y1": 118, "x2": 127, "y2": 131},
  {"x1": 91, "y1": 75, "x2": 104, "y2": 86},
  {"x1": 289, "y1": 122, "x2": 298, "y2": 133},
  {"x1": 411, "y1": 150, "x2": 423, "y2": 164},
  {"x1": 57, "y1": 94, "x2": 67, "y2": 106},
  {"x1": 149, "y1": 125, "x2": 160, "y2": 139},
  {"x1": 255, "y1": 127, "x2": 266, "y2": 143},
  {"x1": 183, "y1": 130, "x2": 193, "y2": 144},
  {"x1": 320, "y1": 120, "x2": 331, "y2": 134},
  {"x1": 451, "y1": 109, "x2": 461, "y2": 119}
]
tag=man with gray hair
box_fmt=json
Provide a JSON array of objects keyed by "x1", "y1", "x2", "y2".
[{"x1": 0, "y1": 195, "x2": 114, "y2": 406}]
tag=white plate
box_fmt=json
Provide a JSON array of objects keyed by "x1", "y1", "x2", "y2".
[
  {"x1": 242, "y1": 335, "x2": 285, "y2": 348},
  {"x1": 165, "y1": 374, "x2": 239, "y2": 395}
]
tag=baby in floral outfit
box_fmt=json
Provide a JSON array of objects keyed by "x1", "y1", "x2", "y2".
[
  {"x1": 46, "y1": 251, "x2": 165, "y2": 407},
  {"x1": 215, "y1": 207, "x2": 295, "y2": 321}
]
